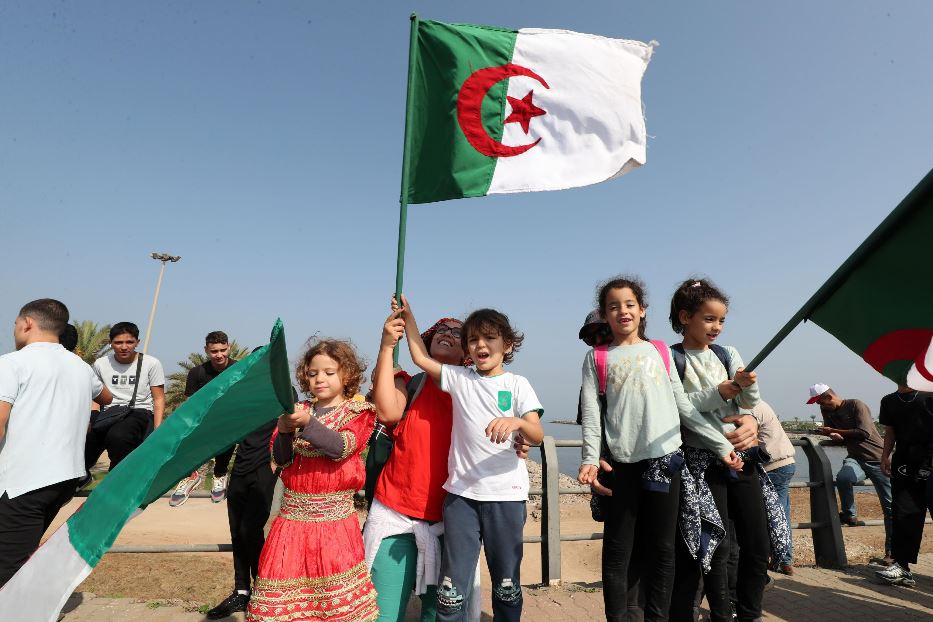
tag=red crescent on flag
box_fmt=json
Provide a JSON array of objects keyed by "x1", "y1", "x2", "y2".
[
  {"x1": 456, "y1": 63, "x2": 550, "y2": 158},
  {"x1": 862, "y1": 328, "x2": 933, "y2": 379}
]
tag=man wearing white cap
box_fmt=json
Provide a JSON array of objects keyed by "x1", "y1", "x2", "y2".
[{"x1": 807, "y1": 383, "x2": 892, "y2": 564}]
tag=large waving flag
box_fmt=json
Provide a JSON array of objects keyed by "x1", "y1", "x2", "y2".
[
  {"x1": 0, "y1": 320, "x2": 294, "y2": 622},
  {"x1": 746, "y1": 170, "x2": 933, "y2": 390},
  {"x1": 402, "y1": 19, "x2": 654, "y2": 204}
]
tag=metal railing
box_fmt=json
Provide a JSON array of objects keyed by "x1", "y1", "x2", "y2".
[{"x1": 75, "y1": 435, "x2": 921, "y2": 584}]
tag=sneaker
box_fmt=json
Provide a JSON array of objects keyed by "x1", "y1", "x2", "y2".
[
  {"x1": 211, "y1": 474, "x2": 228, "y2": 503},
  {"x1": 771, "y1": 561, "x2": 795, "y2": 576},
  {"x1": 876, "y1": 562, "x2": 916, "y2": 587},
  {"x1": 838, "y1": 512, "x2": 859, "y2": 526},
  {"x1": 75, "y1": 473, "x2": 93, "y2": 492},
  {"x1": 206, "y1": 591, "x2": 249, "y2": 619},
  {"x1": 169, "y1": 472, "x2": 202, "y2": 507}
]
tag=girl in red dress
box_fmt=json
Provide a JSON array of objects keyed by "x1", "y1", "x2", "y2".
[{"x1": 247, "y1": 339, "x2": 378, "y2": 622}]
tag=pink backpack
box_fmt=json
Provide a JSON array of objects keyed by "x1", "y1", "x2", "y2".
[{"x1": 594, "y1": 340, "x2": 671, "y2": 394}]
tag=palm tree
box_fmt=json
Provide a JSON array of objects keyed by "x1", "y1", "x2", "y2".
[
  {"x1": 164, "y1": 340, "x2": 252, "y2": 414},
  {"x1": 72, "y1": 320, "x2": 112, "y2": 364}
]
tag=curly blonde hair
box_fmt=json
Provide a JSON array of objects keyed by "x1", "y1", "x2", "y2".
[{"x1": 295, "y1": 338, "x2": 367, "y2": 399}]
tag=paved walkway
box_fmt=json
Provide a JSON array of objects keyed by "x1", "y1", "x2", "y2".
[{"x1": 61, "y1": 556, "x2": 933, "y2": 622}]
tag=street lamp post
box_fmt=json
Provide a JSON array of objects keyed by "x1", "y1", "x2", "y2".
[{"x1": 142, "y1": 252, "x2": 181, "y2": 354}]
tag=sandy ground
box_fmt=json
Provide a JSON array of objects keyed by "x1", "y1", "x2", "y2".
[{"x1": 39, "y1": 458, "x2": 926, "y2": 612}]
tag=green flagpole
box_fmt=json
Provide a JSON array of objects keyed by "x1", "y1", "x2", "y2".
[
  {"x1": 744, "y1": 168, "x2": 933, "y2": 373},
  {"x1": 394, "y1": 13, "x2": 420, "y2": 365}
]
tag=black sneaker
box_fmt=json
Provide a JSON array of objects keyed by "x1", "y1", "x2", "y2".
[{"x1": 206, "y1": 591, "x2": 249, "y2": 619}]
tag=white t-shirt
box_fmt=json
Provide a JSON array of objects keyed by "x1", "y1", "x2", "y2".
[
  {"x1": 0, "y1": 342, "x2": 104, "y2": 498},
  {"x1": 440, "y1": 365, "x2": 544, "y2": 501},
  {"x1": 93, "y1": 353, "x2": 165, "y2": 411}
]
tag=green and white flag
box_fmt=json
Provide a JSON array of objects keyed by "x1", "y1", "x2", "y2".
[
  {"x1": 0, "y1": 320, "x2": 294, "y2": 622},
  {"x1": 403, "y1": 20, "x2": 654, "y2": 204},
  {"x1": 745, "y1": 170, "x2": 933, "y2": 392}
]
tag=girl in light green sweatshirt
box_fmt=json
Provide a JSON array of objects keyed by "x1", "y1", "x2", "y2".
[{"x1": 667, "y1": 278, "x2": 768, "y2": 622}]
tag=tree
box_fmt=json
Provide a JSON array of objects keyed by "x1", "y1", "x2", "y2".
[
  {"x1": 164, "y1": 340, "x2": 252, "y2": 414},
  {"x1": 72, "y1": 320, "x2": 112, "y2": 364}
]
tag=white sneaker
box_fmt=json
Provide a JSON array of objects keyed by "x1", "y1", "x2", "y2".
[
  {"x1": 169, "y1": 472, "x2": 202, "y2": 507},
  {"x1": 876, "y1": 562, "x2": 916, "y2": 586},
  {"x1": 211, "y1": 474, "x2": 228, "y2": 503}
]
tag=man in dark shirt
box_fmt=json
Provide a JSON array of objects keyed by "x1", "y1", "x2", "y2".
[
  {"x1": 807, "y1": 383, "x2": 893, "y2": 563},
  {"x1": 170, "y1": 331, "x2": 239, "y2": 506},
  {"x1": 875, "y1": 386, "x2": 933, "y2": 586},
  {"x1": 205, "y1": 348, "x2": 285, "y2": 620}
]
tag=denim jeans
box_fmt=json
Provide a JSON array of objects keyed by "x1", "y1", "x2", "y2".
[
  {"x1": 766, "y1": 463, "x2": 796, "y2": 565},
  {"x1": 836, "y1": 457, "x2": 893, "y2": 552},
  {"x1": 436, "y1": 494, "x2": 525, "y2": 622}
]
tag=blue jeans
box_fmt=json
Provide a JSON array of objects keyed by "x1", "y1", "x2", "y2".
[
  {"x1": 436, "y1": 494, "x2": 525, "y2": 622},
  {"x1": 836, "y1": 457, "x2": 893, "y2": 552},
  {"x1": 767, "y1": 463, "x2": 796, "y2": 565}
]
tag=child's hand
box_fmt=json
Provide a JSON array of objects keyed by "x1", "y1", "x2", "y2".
[
  {"x1": 721, "y1": 451, "x2": 744, "y2": 471},
  {"x1": 278, "y1": 404, "x2": 311, "y2": 432},
  {"x1": 718, "y1": 380, "x2": 740, "y2": 401},
  {"x1": 393, "y1": 294, "x2": 413, "y2": 320},
  {"x1": 485, "y1": 416, "x2": 522, "y2": 444},
  {"x1": 591, "y1": 458, "x2": 613, "y2": 496},
  {"x1": 733, "y1": 368, "x2": 756, "y2": 388},
  {"x1": 578, "y1": 464, "x2": 599, "y2": 486},
  {"x1": 381, "y1": 309, "x2": 405, "y2": 349}
]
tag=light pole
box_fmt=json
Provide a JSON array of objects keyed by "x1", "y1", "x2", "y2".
[{"x1": 142, "y1": 252, "x2": 181, "y2": 354}]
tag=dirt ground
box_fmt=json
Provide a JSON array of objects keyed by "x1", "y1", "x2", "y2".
[{"x1": 48, "y1": 481, "x2": 925, "y2": 612}]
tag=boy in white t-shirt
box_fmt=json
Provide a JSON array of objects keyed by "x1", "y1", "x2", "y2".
[{"x1": 398, "y1": 295, "x2": 543, "y2": 622}]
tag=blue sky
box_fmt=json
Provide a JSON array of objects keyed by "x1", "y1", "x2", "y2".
[{"x1": 2, "y1": 1, "x2": 931, "y2": 430}]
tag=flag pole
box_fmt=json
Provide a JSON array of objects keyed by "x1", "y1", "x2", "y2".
[
  {"x1": 394, "y1": 13, "x2": 419, "y2": 366},
  {"x1": 744, "y1": 168, "x2": 933, "y2": 373}
]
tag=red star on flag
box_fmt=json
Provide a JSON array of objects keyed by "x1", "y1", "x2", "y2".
[{"x1": 505, "y1": 90, "x2": 546, "y2": 134}]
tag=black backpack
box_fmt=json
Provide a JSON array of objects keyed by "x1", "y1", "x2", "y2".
[
  {"x1": 363, "y1": 372, "x2": 428, "y2": 507},
  {"x1": 670, "y1": 343, "x2": 733, "y2": 382}
]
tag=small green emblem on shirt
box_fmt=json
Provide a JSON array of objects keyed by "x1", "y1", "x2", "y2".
[{"x1": 497, "y1": 391, "x2": 512, "y2": 412}]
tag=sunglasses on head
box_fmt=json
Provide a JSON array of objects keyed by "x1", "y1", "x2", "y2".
[{"x1": 434, "y1": 325, "x2": 462, "y2": 338}]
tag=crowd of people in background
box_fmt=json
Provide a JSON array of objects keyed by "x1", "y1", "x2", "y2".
[{"x1": 0, "y1": 281, "x2": 931, "y2": 622}]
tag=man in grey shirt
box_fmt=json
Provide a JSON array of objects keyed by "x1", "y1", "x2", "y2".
[
  {"x1": 84, "y1": 322, "x2": 165, "y2": 474},
  {"x1": 808, "y1": 383, "x2": 892, "y2": 564}
]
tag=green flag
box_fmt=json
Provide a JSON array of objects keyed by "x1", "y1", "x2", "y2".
[
  {"x1": 0, "y1": 319, "x2": 294, "y2": 621},
  {"x1": 747, "y1": 170, "x2": 933, "y2": 391}
]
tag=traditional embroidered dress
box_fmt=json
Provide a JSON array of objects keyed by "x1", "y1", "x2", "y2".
[{"x1": 247, "y1": 399, "x2": 378, "y2": 622}]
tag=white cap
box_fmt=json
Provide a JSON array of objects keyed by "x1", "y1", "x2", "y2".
[{"x1": 806, "y1": 383, "x2": 831, "y2": 404}]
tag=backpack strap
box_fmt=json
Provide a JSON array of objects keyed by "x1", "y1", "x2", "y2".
[
  {"x1": 670, "y1": 343, "x2": 732, "y2": 382},
  {"x1": 670, "y1": 343, "x2": 687, "y2": 381},
  {"x1": 650, "y1": 340, "x2": 671, "y2": 377},
  {"x1": 709, "y1": 344, "x2": 733, "y2": 379},
  {"x1": 401, "y1": 372, "x2": 428, "y2": 421},
  {"x1": 594, "y1": 345, "x2": 609, "y2": 395}
]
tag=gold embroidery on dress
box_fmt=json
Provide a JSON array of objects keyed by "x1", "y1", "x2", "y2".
[
  {"x1": 248, "y1": 561, "x2": 378, "y2": 622},
  {"x1": 336, "y1": 431, "x2": 356, "y2": 461},
  {"x1": 278, "y1": 487, "x2": 355, "y2": 522},
  {"x1": 288, "y1": 399, "x2": 372, "y2": 461}
]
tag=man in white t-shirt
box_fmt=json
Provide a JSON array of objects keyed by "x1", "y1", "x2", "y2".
[
  {"x1": 0, "y1": 299, "x2": 112, "y2": 587},
  {"x1": 84, "y1": 321, "x2": 165, "y2": 473}
]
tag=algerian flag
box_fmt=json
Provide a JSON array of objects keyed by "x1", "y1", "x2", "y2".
[
  {"x1": 403, "y1": 19, "x2": 654, "y2": 204},
  {"x1": 746, "y1": 170, "x2": 933, "y2": 391},
  {"x1": 0, "y1": 320, "x2": 294, "y2": 622}
]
